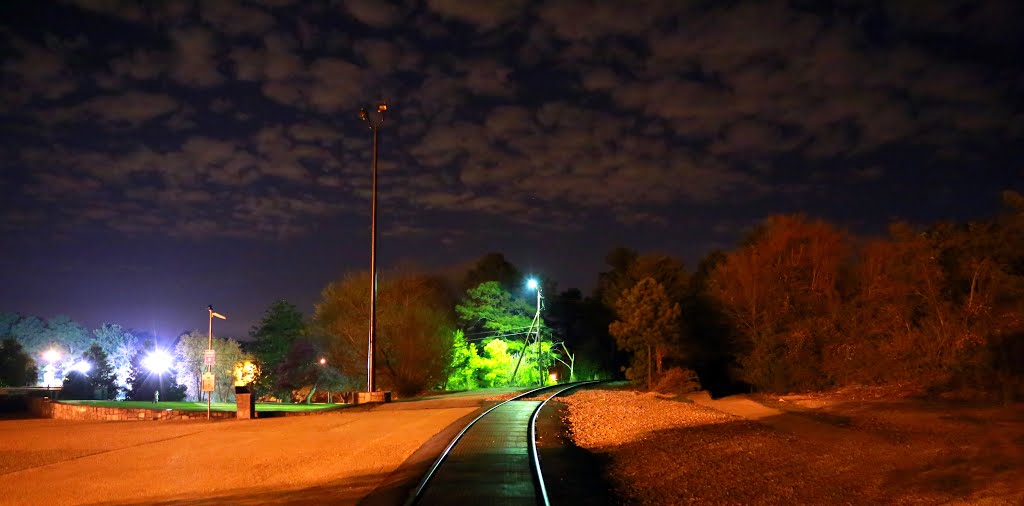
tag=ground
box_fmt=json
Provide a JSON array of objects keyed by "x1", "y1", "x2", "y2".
[
  {"x1": 0, "y1": 390, "x2": 518, "y2": 505},
  {"x1": 562, "y1": 386, "x2": 1024, "y2": 505}
]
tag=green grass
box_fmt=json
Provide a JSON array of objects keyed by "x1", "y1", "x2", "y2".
[{"x1": 61, "y1": 400, "x2": 340, "y2": 412}]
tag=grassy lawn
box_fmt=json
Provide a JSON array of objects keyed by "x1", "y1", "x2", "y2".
[{"x1": 61, "y1": 400, "x2": 341, "y2": 412}]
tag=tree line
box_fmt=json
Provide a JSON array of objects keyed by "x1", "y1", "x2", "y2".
[{"x1": 4, "y1": 192, "x2": 1021, "y2": 403}]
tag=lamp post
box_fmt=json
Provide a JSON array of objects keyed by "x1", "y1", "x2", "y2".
[
  {"x1": 207, "y1": 305, "x2": 226, "y2": 420},
  {"x1": 358, "y1": 100, "x2": 388, "y2": 393},
  {"x1": 318, "y1": 357, "x2": 330, "y2": 403}
]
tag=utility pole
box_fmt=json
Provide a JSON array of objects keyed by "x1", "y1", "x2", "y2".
[
  {"x1": 359, "y1": 101, "x2": 388, "y2": 393},
  {"x1": 510, "y1": 278, "x2": 542, "y2": 386}
]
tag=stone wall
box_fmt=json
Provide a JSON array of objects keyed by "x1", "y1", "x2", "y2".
[{"x1": 29, "y1": 398, "x2": 236, "y2": 421}]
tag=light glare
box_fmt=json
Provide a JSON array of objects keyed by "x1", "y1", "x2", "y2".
[
  {"x1": 527, "y1": 278, "x2": 538, "y2": 290},
  {"x1": 42, "y1": 349, "x2": 61, "y2": 363},
  {"x1": 73, "y1": 360, "x2": 91, "y2": 374},
  {"x1": 142, "y1": 350, "x2": 173, "y2": 374}
]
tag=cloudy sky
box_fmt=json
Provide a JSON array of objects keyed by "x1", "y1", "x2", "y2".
[{"x1": 1, "y1": 0, "x2": 1021, "y2": 338}]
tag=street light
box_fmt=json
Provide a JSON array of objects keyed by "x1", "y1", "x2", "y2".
[
  {"x1": 207, "y1": 305, "x2": 227, "y2": 420},
  {"x1": 359, "y1": 100, "x2": 388, "y2": 394},
  {"x1": 142, "y1": 350, "x2": 173, "y2": 374},
  {"x1": 42, "y1": 348, "x2": 61, "y2": 363},
  {"x1": 42, "y1": 349, "x2": 62, "y2": 388},
  {"x1": 72, "y1": 360, "x2": 91, "y2": 374}
]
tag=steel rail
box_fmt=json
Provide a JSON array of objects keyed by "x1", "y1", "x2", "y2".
[
  {"x1": 529, "y1": 380, "x2": 600, "y2": 506},
  {"x1": 406, "y1": 382, "x2": 589, "y2": 506}
]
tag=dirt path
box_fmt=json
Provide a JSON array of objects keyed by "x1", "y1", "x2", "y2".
[{"x1": 0, "y1": 390, "x2": 525, "y2": 505}]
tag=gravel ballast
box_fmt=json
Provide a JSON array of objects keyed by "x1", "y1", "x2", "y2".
[{"x1": 562, "y1": 388, "x2": 1024, "y2": 505}]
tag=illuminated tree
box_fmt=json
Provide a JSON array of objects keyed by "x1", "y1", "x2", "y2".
[
  {"x1": 709, "y1": 215, "x2": 847, "y2": 391},
  {"x1": 445, "y1": 330, "x2": 478, "y2": 390},
  {"x1": 315, "y1": 270, "x2": 455, "y2": 396},
  {"x1": 60, "y1": 344, "x2": 117, "y2": 400},
  {"x1": 249, "y1": 300, "x2": 305, "y2": 399},
  {"x1": 92, "y1": 323, "x2": 137, "y2": 394},
  {"x1": 173, "y1": 331, "x2": 244, "y2": 402},
  {"x1": 609, "y1": 278, "x2": 682, "y2": 390},
  {"x1": 456, "y1": 281, "x2": 535, "y2": 332},
  {"x1": 46, "y1": 316, "x2": 91, "y2": 359}
]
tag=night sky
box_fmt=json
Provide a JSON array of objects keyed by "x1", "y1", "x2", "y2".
[{"x1": 1, "y1": 1, "x2": 1022, "y2": 339}]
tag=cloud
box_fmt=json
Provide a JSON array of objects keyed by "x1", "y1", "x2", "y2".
[
  {"x1": 425, "y1": 0, "x2": 527, "y2": 30},
  {"x1": 1, "y1": 35, "x2": 77, "y2": 104},
  {"x1": 344, "y1": 0, "x2": 402, "y2": 28},
  {"x1": 200, "y1": 3, "x2": 274, "y2": 36},
  {"x1": 5, "y1": 0, "x2": 1022, "y2": 243},
  {"x1": 169, "y1": 27, "x2": 224, "y2": 87},
  {"x1": 37, "y1": 92, "x2": 179, "y2": 126}
]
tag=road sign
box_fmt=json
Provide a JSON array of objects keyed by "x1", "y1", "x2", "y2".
[
  {"x1": 203, "y1": 350, "x2": 216, "y2": 366},
  {"x1": 201, "y1": 373, "x2": 216, "y2": 392}
]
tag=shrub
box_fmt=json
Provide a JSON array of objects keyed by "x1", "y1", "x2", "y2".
[{"x1": 654, "y1": 367, "x2": 701, "y2": 394}]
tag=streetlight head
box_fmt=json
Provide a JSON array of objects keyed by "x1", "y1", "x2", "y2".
[
  {"x1": 212, "y1": 311, "x2": 227, "y2": 320},
  {"x1": 527, "y1": 278, "x2": 538, "y2": 290},
  {"x1": 359, "y1": 108, "x2": 369, "y2": 121},
  {"x1": 376, "y1": 102, "x2": 388, "y2": 113},
  {"x1": 43, "y1": 349, "x2": 61, "y2": 363},
  {"x1": 319, "y1": 357, "x2": 326, "y2": 366},
  {"x1": 142, "y1": 350, "x2": 173, "y2": 374},
  {"x1": 73, "y1": 360, "x2": 91, "y2": 374}
]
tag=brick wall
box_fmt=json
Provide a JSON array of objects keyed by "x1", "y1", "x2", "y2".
[{"x1": 29, "y1": 398, "x2": 236, "y2": 421}]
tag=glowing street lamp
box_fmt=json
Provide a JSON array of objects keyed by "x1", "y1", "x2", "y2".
[
  {"x1": 142, "y1": 349, "x2": 173, "y2": 374},
  {"x1": 359, "y1": 100, "x2": 388, "y2": 394},
  {"x1": 72, "y1": 360, "x2": 91, "y2": 374},
  {"x1": 42, "y1": 348, "x2": 61, "y2": 364},
  {"x1": 41, "y1": 349, "x2": 62, "y2": 388}
]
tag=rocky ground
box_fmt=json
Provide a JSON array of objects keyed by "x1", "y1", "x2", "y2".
[{"x1": 561, "y1": 386, "x2": 1024, "y2": 505}]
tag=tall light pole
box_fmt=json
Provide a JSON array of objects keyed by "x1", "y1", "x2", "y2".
[
  {"x1": 207, "y1": 305, "x2": 226, "y2": 420},
  {"x1": 359, "y1": 100, "x2": 388, "y2": 393}
]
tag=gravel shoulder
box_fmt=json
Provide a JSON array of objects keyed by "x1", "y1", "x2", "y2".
[{"x1": 562, "y1": 387, "x2": 1024, "y2": 505}]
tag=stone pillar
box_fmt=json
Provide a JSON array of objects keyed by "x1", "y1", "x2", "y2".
[
  {"x1": 235, "y1": 386, "x2": 256, "y2": 419},
  {"x1": 351, "y1": 391, "x2": 392, "y2": 405}
]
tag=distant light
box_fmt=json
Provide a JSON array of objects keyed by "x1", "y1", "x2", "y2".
[
  {"x1": 319, "y1": 357, "x2": 326, "y2": 365},
  {"x1": 142, "y1": 350, "x2": 173, "y2": 374},
  {"x1": 73, "y1": 360, "x2": 91, "y2": 374},
  {"x1": 527, "y1": 278, "x2": 538, "y2": 290},
  {"x1": 42, "y1": 349, "x2": 61, "y2": 363},
  {"x1": 549, "y1": 373, "x2": 558, "y2": 383}
]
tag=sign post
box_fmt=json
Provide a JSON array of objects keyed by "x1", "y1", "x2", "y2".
[{"x1": 206, "y1": 306, "x2": 227, "y2": 420}]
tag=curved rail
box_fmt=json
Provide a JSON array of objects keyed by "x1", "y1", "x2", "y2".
[
  {"x1": 529, "y1": 381, "x2": 600, "y2": 506},
  {"x1": 407, "y1": 382, "x2": 593, "y2": 505}
]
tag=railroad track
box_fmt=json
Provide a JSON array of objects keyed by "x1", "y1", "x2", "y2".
[{"x1": 407, "y1": 381, "x2": 600, "y2": 506}]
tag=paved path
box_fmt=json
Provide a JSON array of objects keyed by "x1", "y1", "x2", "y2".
[
  {"x1": 0, "y1": 392, "x2": 521, "y2": 506},
  {"x1": 416, "y1": 400, "x2": 540, "y2": 506}
]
